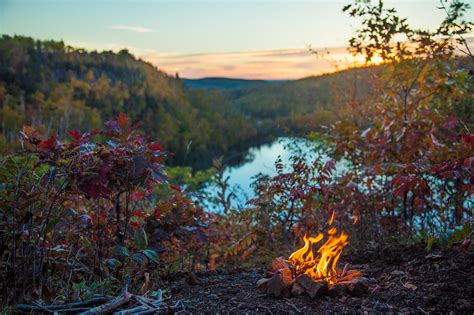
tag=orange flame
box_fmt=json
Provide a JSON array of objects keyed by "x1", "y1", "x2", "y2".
[
  {"x1": 289, "y1": 216, "x2": 348, "y2": 284},
  {"x1": 329, "y1": 210, "x2": 335, "y2": 226}
]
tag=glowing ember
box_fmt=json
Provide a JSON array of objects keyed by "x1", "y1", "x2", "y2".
[{"x1": 289, "y1": 215, "x2": 348, "y2": 284}]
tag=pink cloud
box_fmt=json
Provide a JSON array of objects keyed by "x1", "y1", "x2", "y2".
[{"x1": 141, "y1": 47, "x2": 364, "y2": 80}]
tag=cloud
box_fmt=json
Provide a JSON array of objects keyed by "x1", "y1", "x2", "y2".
[
  {"x1": 141, "y1": 47, "x2": 360, "y2": 80},
  {"x1": 64, "y1": 38, "x2": 474, "y2": 80},
  {"x1": 64, "y1": 40, "x2": 372, "y2": 79},
  {"x1": 108, "y1": 25, "x2": 153, "y2": 33}
]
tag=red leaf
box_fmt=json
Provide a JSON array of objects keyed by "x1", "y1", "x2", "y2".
[
  {"x1": 133, "y1": 210, "x2": 146, "y2": 218},
  {"x1": 38, "y1": 135, "x2": 57, "y2": 150},
  {"x1": 69, "y1": 130, "x2": 81, "y2": 140},
  {"x1": 464, "y1": 157, "x2": 474, "y2": 168},
  {"x1": 170, "y1": 185, "x2": 181, "y2": 192},
  {"x1": 460, "y1": 134, "x2": 474, "y2": 148},
  {"x1": 154, "y1": 210, "x2": 161, "y2": 219},
  {"x1": 131, "y1": 191, "x2": 146, "y2": 201},
  {"x1": 104, "y1": 130, "x2": 119, "y2": 138},
  {"x1": 148, "y1": 142, "x2": 163, "y2": 151},
  {"x1": 90, "y1": 128, "x2": 100, "y2": 136},
  {"x1": 130, "y1": 221, "x2": 141, "y2": 230},
  {"x1": 117, "y1": 112, "x2": 130, "y2": 129},
  {"x1": 78, "y1": 183, "x2": 112, "y2": 198}
]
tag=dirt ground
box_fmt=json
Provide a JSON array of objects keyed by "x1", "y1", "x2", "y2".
[{"x1": 163, "y1": 244, "x2": 474, "y2": 314}]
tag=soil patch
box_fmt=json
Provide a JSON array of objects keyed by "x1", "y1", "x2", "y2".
[{"x1": 164, "y1": 245, "x2": 474, "y2": 313}]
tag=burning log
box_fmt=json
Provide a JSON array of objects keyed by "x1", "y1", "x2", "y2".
[
  {"x1": 295, "y1": 274, "x2": 328, "y2": 298},
  {"x1": 256, "y1": 214, "x2": 368, "y2": 299},
  {"x1": 257, "y1": 257, "x2": 366, "y2": 299},
  {"x1": 341, "y1": 270, "x2": 363, "y2": 282},
  {"x1": 266, "y1": 257, "x2": 292, "y2": 277}
]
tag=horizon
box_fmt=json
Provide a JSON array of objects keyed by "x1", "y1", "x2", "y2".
[{"x1": 1, "y1": 0, "x2": 472, "y2": 79}]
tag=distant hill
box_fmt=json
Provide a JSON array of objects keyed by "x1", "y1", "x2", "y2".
[
  {"x1": 183, "y1": 77, "x2": 285, "y2": 91},
  {"x1": 196, "y1": 68, "x2": 376, "y2": 135},
  {"x1": 0, "y1": 35, "x2": 381, "y2": 169},
  {"x1": 0, "y1": 35, "x2": 257, "y2": 168}
]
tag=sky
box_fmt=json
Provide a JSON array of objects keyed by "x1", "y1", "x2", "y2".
[{"x1": 1, "y1": 0, "x2": 472, "y2": 79}]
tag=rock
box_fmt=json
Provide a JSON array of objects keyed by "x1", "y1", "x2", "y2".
[
  {"x1": 295, "y1": 274, "x2": 328, "y2": 298},
  {"x1": 267, "y1": 267, "x2": 292, "y2": 298},
  {"x1": 256, "y1": 278, "x2": 270, "y2": 292},
  {"x1": 267, "y1": 257, "x2": 290, "y2": 276},
  {"x1": 347, "y1": 277, "x2": 369, "y2": 297},
  {"x1": 291, "y1": 283, "x2": 305, "y2": 296},
  {"x1": 328, "y1": 283, "x2": 347, "y2": 297}
]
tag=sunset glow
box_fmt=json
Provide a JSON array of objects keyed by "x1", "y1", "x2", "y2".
[{"x1": 1, "y1": 1, "x2": 472, "y2": 79}]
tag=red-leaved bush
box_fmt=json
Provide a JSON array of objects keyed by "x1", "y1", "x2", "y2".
[{"x1": 0, "y1": 113, "x2": 213, "y2": 304}]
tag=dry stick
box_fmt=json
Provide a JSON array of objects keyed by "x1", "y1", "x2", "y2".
[
  {"x1": 80, "y1": 289, "x2": 131, "y2": 315},
  {"x1": 341, "y1": 263, "x2": 349, "y2": 278},
  {"x1": 284, "y1": 298, "x2": 302, "y2": 314},
  {"x1": 113, "y1": 305, "x2": 149, "y2": 315},
  {"x1": 133, "y1": 309, "x2": 162, "y2": 315},
  {"x1": 133, "y1": 295, "x2": 161, "y2": 310},
  {"x1": 16, "y1": 297, "x2": 111, "y2": 312}
]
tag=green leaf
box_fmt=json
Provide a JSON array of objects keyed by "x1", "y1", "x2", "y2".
[
  {"x1": 107, "y1": 258, "x2": 122, "y2": 268},
  {"x1": 131, "y1": 252, "x2": 148, "y2": 265},
  {"x1": 142, "y1": 249, "x2": 159, "y2": 264},
  {"x1": 115, "y1": 245, "x2": 130, "y2": 257},
  {"x1": 134, "y1": 228, "x2": 148, "y2": 250}
]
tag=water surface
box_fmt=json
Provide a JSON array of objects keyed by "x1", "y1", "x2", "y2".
[{"x1": 204, "y1": 137, "x2": 320, "y2": 209}]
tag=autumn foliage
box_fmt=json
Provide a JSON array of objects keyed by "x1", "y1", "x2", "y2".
[
  {"x1": 0, "y1": 113, "x2": 217, "y2": 304},
  {"x1": 0, "y1": 0, "x2": 472, "y2": 308}
]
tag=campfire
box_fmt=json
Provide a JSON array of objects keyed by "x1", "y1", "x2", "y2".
[{"x1": 257, "y1": 214, "x2": 368, "y2": 298}]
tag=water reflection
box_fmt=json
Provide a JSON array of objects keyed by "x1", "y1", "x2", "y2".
[{"x1": 201, "y1": 137, "x2": 323, "y2": 210}]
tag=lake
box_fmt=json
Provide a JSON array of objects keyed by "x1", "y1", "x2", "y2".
[{"x1": 203, "y1": 137, "x2": 326, "y2": 209}]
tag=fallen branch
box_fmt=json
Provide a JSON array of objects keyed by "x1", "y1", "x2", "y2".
[
  {"x1": 113, "y1": 305, "x2": 148, "y2": 315},
  {"x1": 15, "y1": 288, "x2": 169, "y2": 314},
  {"x1": 80, "y1": 289, "x2": 131, "y2": 315},
  {"x1": 17, "y1": 297, "x2": 111, "y2": 313}
]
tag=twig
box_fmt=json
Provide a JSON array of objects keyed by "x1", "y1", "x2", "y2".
[
  {"x1": 133, "y1": 295, "x2": 158, "y2": 309},
  {"x1": 133, "y1": 309, "x2": 162, "y2": 315},
  {"x1": 341, "y1": 263, "x2": 349, "y2": 278},
  {"x1": 113, "y1": 306, "x2": 148, "y2": 315},
  {"x1": 284, "y1": 298, "x2": 302, "y2": 314},
  {"x1": 54, "y1": 307, "x2": 92, "y2": 313},
  {"x1": 17, "y1": 297, "x2": 111, "y2": 312},
  {"x1": 80, "y1": 288, "x2": 131, "y2": 315}
]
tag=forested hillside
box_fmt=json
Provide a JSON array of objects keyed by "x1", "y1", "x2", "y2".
[
  {"x1": 0, "y1": 35, "x2": 256, "y2": 168},
  {"x1": 0, "y1": 35, "x2": 380, "y2": 169},
  {"x1": 2, "y1": 35, "x2": 470, "y2": 172},
  {"x1": 224, "y1": 67, "x2": 375, "y2": 134}
]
